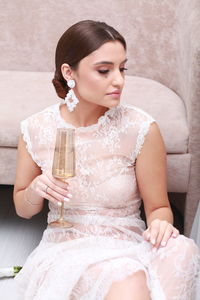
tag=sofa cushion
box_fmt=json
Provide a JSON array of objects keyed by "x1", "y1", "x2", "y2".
[
  {"x1": 0, "y1": 71, "x2": 188, "y2": 153},
  {"x1": 0, "y1": 71, "x2": 58, "y2": 148}
]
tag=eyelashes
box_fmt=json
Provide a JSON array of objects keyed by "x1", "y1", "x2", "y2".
[
  {"x1": 120, "y1": 67, "x2": 128, "y2": 72},
  {"x1": 98, "y1": 70, "x2": 109, "y2": 74},
  {"x1": 98, "y1": 67, "x2": 128, "y2": 74}
]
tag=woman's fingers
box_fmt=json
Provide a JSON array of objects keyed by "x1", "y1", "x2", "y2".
[
  {"x1": 142, "y1": 228, "x2": 151, "y2": 241},
  {"x1": 143, "y1": 219, "x2": 180, "y2": 252},
  {"x1": 159, "y1": 225, "x2": 174, "y2": 247},
  {"x1": 172, "y1": 227, "x2": 179, "y2": 238},
  {"x1": 143, "y1": 226, "x2": 159, "y2": 248},
  {"x1": 32, "y1": 171, "x2": 72, "y2": 205},
  {"x1": 154, "y1": 221, "x2": 169, "y2": 248},
  {"x1": 46, "y1": 172, "x2": 69, "y2": 192},
  {"x1": 148, "y1": 219, "x2": 160, "y2": 246},
  {"x1": 156, "y1": 222, "x2": 173, "y2": 248},
  {"x1": 45, "y1": 185, "x2": 72, "y2": 203},
  {"x1": 39, "y1": 188, "x2": 62, "y2": 207}
]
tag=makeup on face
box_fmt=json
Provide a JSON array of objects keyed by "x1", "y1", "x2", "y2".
[{"x1": 72, "y1": 41, "x2": 128, "y2": 108}]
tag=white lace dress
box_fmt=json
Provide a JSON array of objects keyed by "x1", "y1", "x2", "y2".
[{"x1": 15, "y1": 103, "x2": 200, "y2": 300}]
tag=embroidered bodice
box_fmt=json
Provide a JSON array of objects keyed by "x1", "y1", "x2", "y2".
[{"x1": 21, "y1": 103, "x2": 155, "y2": 231}]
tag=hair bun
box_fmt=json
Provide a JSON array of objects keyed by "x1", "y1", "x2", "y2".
[{"x1": 52, "y1": 77, "x2": 68, "y2": 99}]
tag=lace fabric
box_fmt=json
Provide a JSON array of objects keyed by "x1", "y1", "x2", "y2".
[{"x1": 16, "y1": 103, "x2": 200, "y2": 299}]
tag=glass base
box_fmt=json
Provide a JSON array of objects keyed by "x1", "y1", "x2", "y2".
[{"x1": 49, "y1": 219, "x2": 73, "y2": 228}]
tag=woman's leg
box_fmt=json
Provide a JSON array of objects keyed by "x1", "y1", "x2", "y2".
[
  {"x1": 151, "y1": 235, "x2": 199, "y2": 299},
  {"x1": 105, "y1": 270, "x2": 150, "y2": 300}
]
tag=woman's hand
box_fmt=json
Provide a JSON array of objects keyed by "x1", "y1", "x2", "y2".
[
  {"x1": 30, "y1": 171, "x2": 72, "y2": 206},
  {"x1": 143, "y1": 219, "x2": 179, "y2": 251}
]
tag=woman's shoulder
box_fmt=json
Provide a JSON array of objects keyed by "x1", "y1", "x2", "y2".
[{"x1": 119, "y1": 103, "x2": 155, "y2": 124}]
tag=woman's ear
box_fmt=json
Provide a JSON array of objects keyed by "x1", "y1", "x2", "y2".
[{"x1": 61, "y1": 63, "x2": 73, "y2": 81}]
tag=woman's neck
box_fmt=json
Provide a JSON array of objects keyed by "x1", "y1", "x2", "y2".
[{"x1": 60, "y1": 102, "x2": 109, "y2": 128}]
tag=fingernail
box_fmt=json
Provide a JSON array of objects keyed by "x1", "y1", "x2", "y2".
[
  {"x1": 64, "y1": 197, "x2": 70, "y2": 202},
  {"x1": 67, "y1": 193, "x2": 72, "y2": 198},
  {"x1": 57, "y1": 202, "x2": 62, "y2": 206},
  {"x1": 151, "y1": 239, "x2": 156, "y2": 245},
  {"x1": 161, "y1": 241, "x2": 166, "y2": 246},
  {"x1": 147, "y1": 233, "x2": 151, "y2": 240}
]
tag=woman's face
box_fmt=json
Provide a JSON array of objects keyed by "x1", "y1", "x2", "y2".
[{"x1": 71, "y1": 41, "x2": 127, "y2": 109}]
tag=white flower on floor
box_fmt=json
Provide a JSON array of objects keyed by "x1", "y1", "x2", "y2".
[{"x1": 0, "y1": 266, "x2": 22, "y2": 278}]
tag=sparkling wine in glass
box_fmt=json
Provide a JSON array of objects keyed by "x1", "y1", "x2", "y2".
[{"x1": 50, "y1": 128, "x2": 75, "y2": 228}]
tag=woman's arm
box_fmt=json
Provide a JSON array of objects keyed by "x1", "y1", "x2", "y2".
[
  {"x1": 13, "y1": 136, "x2": 44, "y2": 218},
  {"x1": 13, "y1": 136, "x2": 71, "y2": 219},
  {"x1": 135, "y1": 122, "x2": 179, "y2": 249}
]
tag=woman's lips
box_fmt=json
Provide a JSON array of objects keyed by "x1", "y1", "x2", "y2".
[{"x1": 106, "y1": 90, "x2": 121, "y2": 98}]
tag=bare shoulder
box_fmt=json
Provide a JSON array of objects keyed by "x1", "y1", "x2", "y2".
[
  {"x1": 135, "y1": 121, "x2": 167, "y2": 190},
  {"x1": 137, "y1": 122, "x2": 166, "y2": 159},
  {"x1": 135, "y1": 121, "x2": 167, "y2": 183}
]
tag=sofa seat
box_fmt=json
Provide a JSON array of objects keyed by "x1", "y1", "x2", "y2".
[{"x1": 0, "y1": 71, "x2": 189, "y2": 192}]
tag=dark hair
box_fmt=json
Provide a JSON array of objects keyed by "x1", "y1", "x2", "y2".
[{"x1": 52, "y1": 20, "x2": 126, "y2": 99}]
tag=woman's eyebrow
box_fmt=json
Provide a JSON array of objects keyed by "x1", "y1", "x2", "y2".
[
  {"x1": 94, "y1": 61, "x2": 113, "y2": 66},
  {"x1": 94, "y1": 58, "x2": 128, "y2": 65}
]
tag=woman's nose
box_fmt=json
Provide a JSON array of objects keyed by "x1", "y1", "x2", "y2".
[{"x1": 112, "y1": 70, "x2": 124, "y2": 88}]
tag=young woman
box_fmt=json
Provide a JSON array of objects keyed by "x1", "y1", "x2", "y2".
[{"x1": 14, "y1": 20, "x2": 199, "y2": 299}]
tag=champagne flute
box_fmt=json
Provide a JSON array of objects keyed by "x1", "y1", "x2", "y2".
[{"x1": 50, "y1": 128, "x2": 75, "y2": 228}]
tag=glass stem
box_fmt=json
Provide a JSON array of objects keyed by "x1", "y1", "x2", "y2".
[
  {"x1": 60, "y1": 202, "x2": 65, "y2": 221},
  {"x1": 59, "y1": 178, "x2": 66, "y2": 222}
]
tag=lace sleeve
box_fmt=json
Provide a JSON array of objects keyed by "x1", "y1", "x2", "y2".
[
  {"x1": 21, "y1": 118, "x2": 43, "y2": 169},
  {"x1": 133, "y1": 108, "x2": 156, "y2": 159},
  {"x1": 20, "y1": 105, "x2": 58, "y2": 172}
]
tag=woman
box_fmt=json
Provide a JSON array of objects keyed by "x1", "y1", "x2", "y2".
[{"x1": 14, "y1": 20, "x2": 199, "y2": 299}]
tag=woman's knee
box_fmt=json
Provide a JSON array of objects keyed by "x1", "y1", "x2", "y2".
[
  {"x1": 105, "y1": 270, "x2": 150, "y2": 300},
  {"x1": 166, "y1": 235, "x2": 199, "y2": 258}
]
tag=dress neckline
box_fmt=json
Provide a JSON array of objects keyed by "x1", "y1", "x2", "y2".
[{"x1": 55, "y1": 102, "x2": 120, "y2": 131}]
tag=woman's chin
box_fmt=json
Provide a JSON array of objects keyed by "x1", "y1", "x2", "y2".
[{"x1": 107, "y1": 99, "x2": 121, "y2": 108}]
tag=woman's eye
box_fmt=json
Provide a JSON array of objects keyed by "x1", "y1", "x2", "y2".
[
  {"x1": 98, "y1": 70, "x2": 109, "y2": 74},
  {"x1": 98, "y1": 67, "x2": 128, "y2": 75},
  {"x1": 120, "y1": 67, "x2": 128, "y2": 72}
]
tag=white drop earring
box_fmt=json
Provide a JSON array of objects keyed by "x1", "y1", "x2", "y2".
[
  {"x1": 67, "y1": 79, "x2": 75, "y2": 89},
  {"x1": 64, "y1": 79, "x2": 79, "y2": 112}
]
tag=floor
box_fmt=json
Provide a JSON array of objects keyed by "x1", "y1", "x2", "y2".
[{"x1": 0, "y1": 185, "x2": 48, "y2": 298}]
